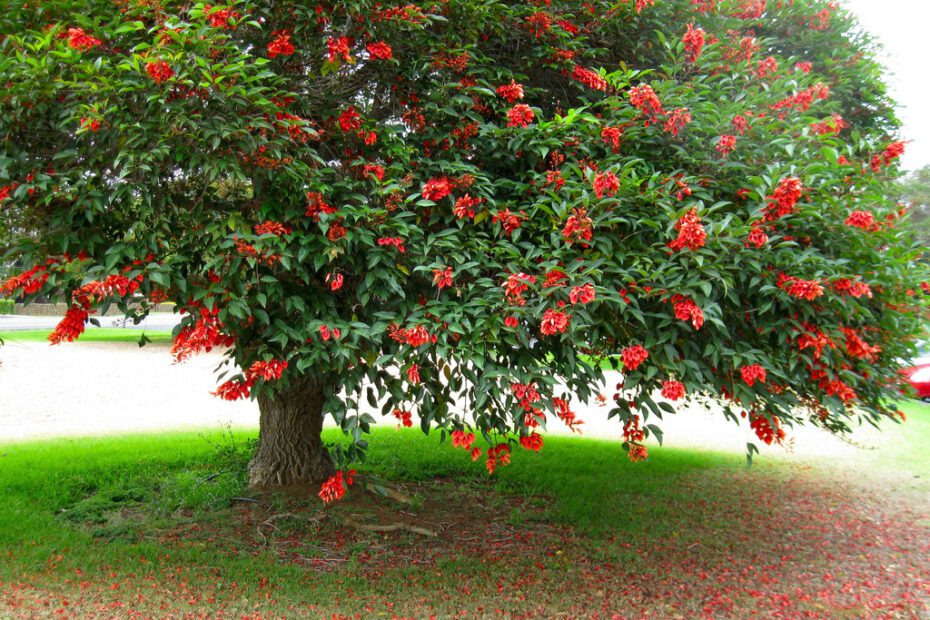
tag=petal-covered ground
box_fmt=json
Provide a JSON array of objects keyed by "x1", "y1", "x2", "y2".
[{"x1": 1, "y1": 441, "x2": 927, "y2": 619}]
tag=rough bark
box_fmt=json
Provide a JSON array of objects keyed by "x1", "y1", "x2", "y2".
[{"x1": 248, "y1": 374, "x2": 335, "y2": 488}]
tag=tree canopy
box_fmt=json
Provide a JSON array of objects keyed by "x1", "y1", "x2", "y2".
[{"x1": 1, "y1": 0, "x2": 926, "y2": 497}]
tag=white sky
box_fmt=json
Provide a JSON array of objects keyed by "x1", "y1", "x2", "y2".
[{"x1": 842, "y1": 0, "x2": 930, "y2": 171}]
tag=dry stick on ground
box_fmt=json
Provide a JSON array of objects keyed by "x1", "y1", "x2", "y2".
[{"x1": 341, "y1": 515, "x2": 437, "y2": 538}]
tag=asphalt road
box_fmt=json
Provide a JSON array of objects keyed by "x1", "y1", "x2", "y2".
[{"x1": 0, "y1": 312, "x2": 181, "y2": 332}]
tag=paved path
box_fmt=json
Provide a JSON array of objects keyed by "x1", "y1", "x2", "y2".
[
  {"x1": 0, "y1": 341, "x2": 898, "y2": 464},
  {"x1": 0, "y1": 312, "x2": 180, "y2": 332}
]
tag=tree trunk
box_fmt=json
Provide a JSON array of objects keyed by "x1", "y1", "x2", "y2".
[{"x1": 248, "y1": 374, "x2": 335, "y2": 488}]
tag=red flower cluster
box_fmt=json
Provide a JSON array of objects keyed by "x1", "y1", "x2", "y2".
[
  {"x1": 366, "y1": 41, "x2": 392, "y2": 60},
  {"x1": 750, "y1": 413, "x2": 785, "y2": 445},
  {"x1": 496, "y1": 80, "x2": 524, "y2": 103},
  {"x1": 67, "y1": 27, "x2": 102, "y2": 51},
  {"x1": 204, "y1": 5, "x2": 240, "y2": 29},
  {"x1": 569, "y1": 283, "x2": 595, "y2": 305},
  {"x1": 601, "y1": 125, "x2": 623, "y2": 153},
  {"x1": 327, "y1": 273, "x2": 344, "y2": 291},
  {"x1": 1, "y1": 264, "x2": 48, "y2": 296},
  {"x1": 663, "y1": 108, "x2": 692, "y2": 136},
  {"x1": 305, "y1": 192, "x2": 336, "y2": 220},
  {"x1": 764, "y1": 176, "x2": 803, "y2": 221},
  {"x1": 593, "y1": 171, "x2": 620, "y2": 199},
  {"x1": 392, "y1": 408, "x2": 413, "y2": 427},
  {"x1": 492, "y1": 208, "x2": 526, "y2": 234},
  {"x1": 553, "y1": 397, "x2": 583, "y2": 432},
  {"x1": 832, "y1": 278, "x2": 872, "y2": 299},
  {"x1": 377, "y1": 236, "x2": 406, "y2": 253},
  {"x1": 621, "y1": 345, "x2": 649, "y2": 371},
  {"x1": 746, "y1": 226, "x2": 768, "y2": 248},
  {"x1": 672, "y1": 295, "x2": 704, "y2": 329},
  {"x1": 629, "y1": 84, "x2": 664, "y2": 120},
  {"x1": 433, "y1": 266, "x2": 453, "y2": 289},
  {"x1": 782, "y1": 276, "x2": 824, "y2": 301},
  {"x1": 845, "y1": 210, "x2": 877, "y2": 231},
  {"x1": 756, "y1": 56, "x2": 778, "y2": 79},
  {"x1": 661, "y1": 380, "x2": 686, "y2": 401},
  {"x1": 454, "y1": 194, "x2": 483, "y2": 219},
  {"x1": 520, "y1": 432, "x2": 544, "y2": 451},
  {"x1": 451, "y1": 429, "x2": 476, "y2": 449},
  {"x1": 563, "y1": 208, "x2": 593, "y2": 245},
  {"x1": 716, "y1": 134, "x2": 737, "y2": 157},
  {"x1": 406, "y1": 363, "x2": 420, "y2": 384},
  {"x1": 319, "y1": 325, "x2": 342, "y2": 341},
  {"x1": 267, "y1": 31, "x2": 295, "y2": 58},
  {"x1": 337, "y1": 106, "x2": 362, "y2": 132},
  {"x1": 389, "y1": 323, "x2": 432, "y2": 347},
  {"x1": 507, "y1": 104, "x2": 535, "y2": 128},
  {"x1": 213, "y1": 358, "x2": 287, "y2": 401},
  {"x1": 683, "y1": 23, "x2": 705, "y2": 63},
  {"x1": 504, "y1": 272, "x2": 535, "y2": 305},
  {"x1": 171, "y1": 308, "x2": 235, "y2": 362},
  {"x1": 145, "y1": 61, "x2": 174, "y2": 83},
  {"x1": 319, "y1": 469, "x2": 355, "y2": 503},
  {"x1": 254, "y1": 220, "x2": 292, "y2": 236},
  {"x1": 740, "y1": 364, "x2": 767, "y2": 386},
  {"x1": 841, "y1": 328, "x2": 881, "y2": 362},
  {"x1": 326, "y1": 36, "x2": 352, "y2": 62},
  {"x1": 484, "y1": 443, "x2": 511, "y2": 474},
  {"x1": 49, "y1": 305, "x2": 89, "y2": 345},
  {"x1": 668, "y1": 208, "x2": 706, "y2": 251},
  {"x1": 540, "y1": 309, "x2": 570, "y2": 335},
  {"x1": 422, "y1": 177, "x2": 452, "y2": 201},
  {"x1": 571, "y1": 65, "x2": 608, "y2": 91}
]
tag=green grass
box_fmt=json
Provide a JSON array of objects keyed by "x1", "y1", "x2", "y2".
[
  {"x1": 1, "y1": 402, "x2": 928, "y2": 617},
  {"x1": 0, "y1": 328, "x2": 172, "y2": 344}
]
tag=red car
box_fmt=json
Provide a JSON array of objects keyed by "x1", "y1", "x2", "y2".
[{"x1": 902, "y1": 343, "x2": 930, "y2": 402}]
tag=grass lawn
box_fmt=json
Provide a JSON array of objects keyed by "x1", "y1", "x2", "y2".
[
  {"x1": 1, "y1": 404, "x2": 928, "y2": 618},
  {"x1": 0, "y1": 329, "x2": 173, "y2": 345}
]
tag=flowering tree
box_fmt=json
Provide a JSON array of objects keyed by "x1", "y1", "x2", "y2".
[{"x1": 1, "y1": 0, "x2": 926, "y2": 498}]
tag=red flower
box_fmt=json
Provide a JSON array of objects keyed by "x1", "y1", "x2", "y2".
[
  {"x1": 492, "y1": 208, "x2": 527, "y2": 235},
  {"x1": 746, "y1": 226, "x2": 768, "y2": 248},
  {"x1": 571, "y1": 65, "x2": 608, "y2": 91},
  {"x1": 740, "y1": 364, "x2": 767, "y2": 387},
  {"x1": 204, "y1": 5, "x2": 240, "y2": 29},
  {"x1": 504, "y1": 272, "x2": 535, "y2": 305},
  {"x1": 540, "y1": 309, "x2": 570, "y2": 336},
  {"x1": 319, "y1": 325, "x2": 341, "y2": 341},
  {"x1": 716, "y1": 134, "x2": 737, "y2": 157},
  {"x1": 267, "y1": 31, "x2": 295, "y2": 58},
  {"x1": 795, "y1": 61, "x2": 813, "y2": 73},
  {"x1": 593, "y1": 171, "x2": 620, "y2": 199},
  {"x1": 454, "y1": 194, "x2": 482, "y2": 219},
  {"x1": 504, "y1": 316, "x2": 519, "y2": 328},
  {"x1": 392, "y1": 409, "x2": 413, "y2": 427},
  {"x1": 784, "y1": 277, "x2": 824, "y2": 301},
  {"x1": 306, "y1": 192, "x2": 336, "y2": 220},
  {"x1": 48, "y1": 305, "x2": 89, "y2": 344},
  {"x1": 212, "y1": 379, "x2": 251, "y2": 401},
  {"x1": 433, "y1": 266, "x2": 453, "y2": 290},
  {"x1": 672, "y1": 295, "x2": 704, "y2": 329},
  {"x1": 363, "y1": 163, "x2": 384, "y2": 182},
  {"x1": 569, "y1": 283, "x2": 595, "y2": 305},
  {"x1": 366, "y1": 41, "x2": 392, "y2": 60},
  {"x1": 750, "y1": 414, "x2": 785, "y2": 446},
  {"x1": 254, "y1": 220, "x2": 292, "y2": 236},
  {"x1": 661, "y1": 380, "x2": 686, "y2": 401},
  {"x1": 451, "y1": 430, "x2": 476, "y2": 450},
  {"x1": 621, "y1": 345, "x2": 649, "y2": 371},
  {"x1": 338, "y1": 106, "x2": 362, "y2": 132},
  {"x1": 553, "y1": 397, "x2": 583, "y2": 432},
  {"x1": 845, "y1": 210, "x2": 877, "y2": 231},
  {"x1": 318, "y1": 470, "x2": 355, "y2": 503},
  {"x1": 628, "y1": 443, "x2": 649, "y2": 462},
  {"x1": 563, "y1": 208, "x2": 593, "y2": 245},
  {"x1": 377, "y1": 237, "x2": 406, "y2": 253},
  {"x1": 406, "y1": 363, "x2": 420, "y2": 384},
  {"x1": 145, "y1": 61, "x2": 174, "y2": 83},
  {"x1": 765, "y1": 176, "x2": 803, "y2": 220},
  {"x1": 663, "y1": 107, "x2": 692, "y2": 136},
  {"x1": 496, "y1": 80, "x2": 524, "y2": 103},
  {"x1": 756, "y1": 56, "x2": 778, "y2": 79},
  {"x1": 682, "y1": 23, "x2": 705, "y2": 63},
  {"x1": 601, "y1": 126, "x2": 623, "y2": 153},
  {"x1": 732, "y1": 114, "x2": 749, "y2": 134},
  {"x1": 668, "y1": 208, "x2": 706, "y2": 251},
  {"x1": 422, "y1": 177, "x2": 452, "y2": 201},
  {"x1": 520, "y1": 432, "x2": 544, "y2": 451},
  {"x1": 328, "y1": 273, "x2": 344, "y2": 291},
  {"x1": 507, "y1": 104, "x2": 535, "y2": 128},
  {"x1": 629, "y1": 84, "x2": 664, "y2": 120},
  {"x1": 326, "y1": 36, "x2": 352, "y2": 62},
  {"x1": 247, "y1": 359, "x2": 287, "y2": 381},
  {"x1": 67, "y1": 27, "x2": 102, "y2": 51}
]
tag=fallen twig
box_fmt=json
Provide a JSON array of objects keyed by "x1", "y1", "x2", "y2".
[{"x1": 342, "y1": 516, "x2": 437, "y2": 538}]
